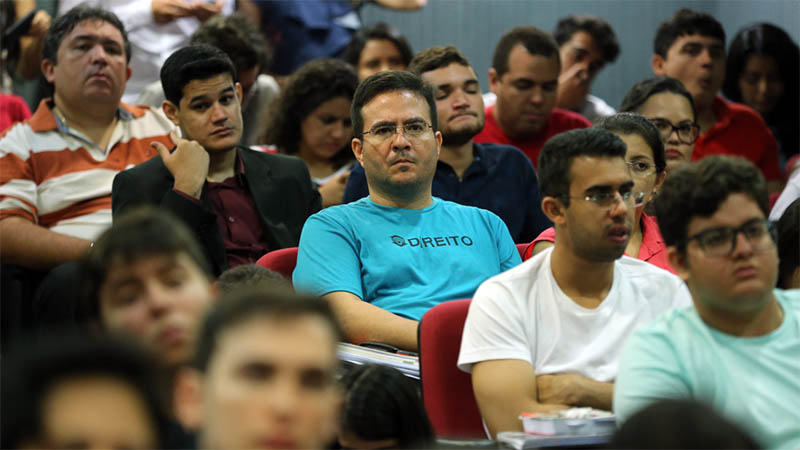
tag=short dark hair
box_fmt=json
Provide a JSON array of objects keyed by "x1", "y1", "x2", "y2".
[
  {"x1": 655, "y1": 156, "x2": 769, "y2": 251},
  {"x1": 341, "y1": 22, "x2": 413, "y2": 69},
  {"x1": 776, "y1": 198, "x2": 800, "y2": 289},
  {"x1": 537, "y1": 128, "x2": 627, "y2": 207},
  {"x1": 161, "y1": 44, "x2": 237, "y2": 105},
  {"x1": 43, "y1": 5, "x2": 131, "y2": 65},
  {"x1": 596, "y1": 112, "x2": 666, "y2": 174},
  {"x1": 340, "y1": 364, "x2": 435, "y2": 449},
  {"x1": 1, "y1": 332, "x2": 169, "y2": 449},
  {"x1": 610, "y1": 399, "x2": 759, "y2": 449},
  {"x1": 217, "y1": 264, "x2": 292, "y2": 295},
  {"x1": 492, "y1": 26, "x2": 560, "y2": 77},
  {"x1": 78, "y1": 207, "x2": 212, "y2": 322},
  {"x1": 408, "y1": 45, "x2": 471, "y2": 75},
  {"x1": 351, "y1": 70, "x2": 438, "y2": 138},
  {"x1": 654, "y1": 8, "x2": 725, "y2": 58},
  {"x1": 194, "y1": 289, "x2": 343, "y2": 372},
  {"x1": 262, "y1": 58, "x2": 358, "y2": 169},
  {"x1": 723, "y1": 23, "x2": 799, "y2": 158},
  {"x1": 190, "y1": 14, "x2": 272, "y2": 72},
  {"x1": 619, "y1": 76, "x2": 697, "y2": 122},
  {"x1": 553, "y1": 15, "x2": 620, "y2": 63}
]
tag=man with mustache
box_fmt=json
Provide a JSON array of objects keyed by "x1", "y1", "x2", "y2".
[
  {"x1": 293, "y1": 70, "x2": 521, "y2": 351},
  {"x1": 112, "y1": 45, "x2": 320, "y2": 276},
  {"x1": 343, "y1": 45, "x2": 550, "y2": 242},
  {"x1": 475, "y1": 26, "x2": 591, "y2": 168},
  {"x1": 651, "y1": 9, "x2": 782, "y2": 194},
  {"x1": 458, "y1": 128, "x2": 691, "y2": 437}
]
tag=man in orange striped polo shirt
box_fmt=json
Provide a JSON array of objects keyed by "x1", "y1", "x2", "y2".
[{"x1": 0, "y1": 5, "x2": 174, "y2": 272}]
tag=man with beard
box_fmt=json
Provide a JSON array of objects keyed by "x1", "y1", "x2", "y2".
[
  {"x1": 457, "y1": 128, "x2": 691, "y2": 437},
  {"x1": 344, "y1": 46, "x2": 550, "y2": 242},
  {"x1": 294, "y1": 70, "x2": 520, "y2": 351}
]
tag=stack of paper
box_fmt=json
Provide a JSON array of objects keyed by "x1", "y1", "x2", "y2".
[{"x1": 337, "y1": 342, "x2": 420, "y2": 379}]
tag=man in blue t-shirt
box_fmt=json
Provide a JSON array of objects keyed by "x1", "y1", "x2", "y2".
[
  {"x1": 615, "y1": 156, "x2": 800, "y2": 449},
  {"x1": 343, "y1": 45, "x2": 550, "y2": 243},
  {"x1": 294, "y1": 70, "x2": 520, "y2": 351}
]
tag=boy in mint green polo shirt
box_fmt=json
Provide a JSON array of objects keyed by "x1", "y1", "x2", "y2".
[{"x1": 614, "y1": 156, "x2": 800, "y2": 449}]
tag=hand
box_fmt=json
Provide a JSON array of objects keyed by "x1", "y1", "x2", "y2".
[
  {"x1": 27, "y1": 10, "x2": 51, "y2": 37},
  {"x1": 190, "y1": 0, "x2": 224, "y2": 22},
  {"x1": 318, "y1": 171, "x2": 349, "y2": 208},
  {"x1": 536, "y1": 373, "x2": 581, "y2": 406},
  {"x1": 556, "y1": 63, "x2": 590, "y2": 111},
  {"x1": 152, "y1": 131, "x2": 209, "y2": 199},
  {"x1": 152, "y1": 0, "x2": 193, "y2": 24}
]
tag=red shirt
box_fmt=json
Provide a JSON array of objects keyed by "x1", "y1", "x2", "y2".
[
  {"x1": 175, "y1": 149, "x2": 269, "y2": 268},
  {"x1": 694, "y1": 96, "x2": 781, "y2": 181},
  {"x1": 0, "y1": 94, "x2": 31, "y2": 134},
  {"x1": 523, "y1": 213, "x2": 675, "y2": 274},
  {"x1": 474, "y1": 105, "x2": 591, "y2": 168}
]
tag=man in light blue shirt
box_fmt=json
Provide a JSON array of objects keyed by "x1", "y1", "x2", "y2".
[
  {"x1": 614, "y1": 156, "x2": 800, "y2": 449},
  {"x1": 294, "y1": 71, "x2": 520, "y2": 351}
]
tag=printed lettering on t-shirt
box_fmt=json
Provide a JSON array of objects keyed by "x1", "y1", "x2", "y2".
[{"x1": 390, "y1": 234, "x2": 473, "y2": 248}]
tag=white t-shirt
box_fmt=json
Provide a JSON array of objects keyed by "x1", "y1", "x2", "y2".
[{"x1": 457, "y1": 247, "x2": 692, "y2": 381}]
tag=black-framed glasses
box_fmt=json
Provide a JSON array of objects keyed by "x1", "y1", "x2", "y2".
[
  {"x1": 684, "y1": 218, "x2": 775, "y2": 257},
  {"x1": 567, "y1": 189, "x2": 645, "y2": 208},
  {"x1": 361, "y1": 121, "x2": 433, "y2": 143},
  {"x1": 648, "y1": 118, "x2": 700, "y2": 145}
]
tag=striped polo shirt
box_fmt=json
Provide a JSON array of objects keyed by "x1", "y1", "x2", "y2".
[{"x1": 0, "y1": 99, "x2": 174, "y2": 240}]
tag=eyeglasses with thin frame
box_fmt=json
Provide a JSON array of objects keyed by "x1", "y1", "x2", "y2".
[
  {"x1": 361, "y1": 120, "x2": 433, "y2": 143},
  {"x1": 648, "y1": 118, "x2": 700, "y2": 145},
  {"x1": 684, "y1": 218, "x2": 775, "y2": 258},
  {"x1": 566, "y1": 189, "x2": 645, "y2": 209},
  {"x1": 627, "y1": 160, "x2": 657, "y2": 177}
]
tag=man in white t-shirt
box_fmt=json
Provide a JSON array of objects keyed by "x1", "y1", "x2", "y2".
[{"x1": 457, "y1": 127, "x2": 691, "y2": 437}]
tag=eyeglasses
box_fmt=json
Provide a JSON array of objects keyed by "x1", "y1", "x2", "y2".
[
  {"x1": 567, "y1": 189, "x2": 645, "y2": 208},
  {"x1": 648, "y1": 118, "x2": 700, "y2": 145},
  {"x1": 361, "y1": 121, "x2": 433, "y2": 143},
  {"x1": 627, "y1": 160, "x2": 657, "y2": 177},
  {"x1": 684, "y1": 218, "x2": 775, "y2": 257}
]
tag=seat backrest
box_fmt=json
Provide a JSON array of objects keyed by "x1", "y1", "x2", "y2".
[
  {"x1": 516, "y1": 243, "x2": 529, "y2": 260},
  {"x1": 419, "y1": 299, "x2": 486, "y2": 439},
  {"x1": 255, "y1": 247, "x2": 299, "y2": 281}
]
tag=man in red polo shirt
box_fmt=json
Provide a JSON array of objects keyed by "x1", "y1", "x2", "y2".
[
  {"x1": 475, "y1": 26, "x2": 590, "y2": 168},
  {"x1": 652, "y1": 8, "x2": 782, "y2": 193}
]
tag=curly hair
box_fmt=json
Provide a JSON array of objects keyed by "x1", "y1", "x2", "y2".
[{"x1": 262, "y1": 59, "x2": 358, "y2": 168}]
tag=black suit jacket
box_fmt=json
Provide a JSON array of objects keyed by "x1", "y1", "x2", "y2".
[{"x1": 112, "y1": 146, "x2": 321, "y2": 275}]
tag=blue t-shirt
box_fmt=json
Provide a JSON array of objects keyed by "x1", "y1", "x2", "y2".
[
  {"x1": 293, "y1": 197, "x2": 521, "y2": 320},
  {"x1": 342, "y1": 142, "x2": 551, "y2": 243},
  {"x1": 614, "y1": 289, "x2": 800, "y2": 449}
]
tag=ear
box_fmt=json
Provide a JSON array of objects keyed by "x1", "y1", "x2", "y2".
[
  {"x1": 209, "y1": 279, "x2": 220, "y2": 301},
  {"x1": 42, "y1": 59, "x2": 56, "y2": 84},
  {"x1": 541, "y1": 196, "x2": 566, "y2": 225},
  {"x1": 652, "y1": 54, "x2": 666, "y2": 75},
  {"x1": 651, "y1": 170, "x2": 667, "y2": 200},
  {"x1": 351, "y1": 137, "x2": 364, "y2": 167},
  {"x1": 173, "y1": 367, "x2": 205, "y2": 431},
  {"x1": 434, "y1": 130, "x2": 442, "y2": 157},
  {"x1": 235, "y1": 81, "x2": 244, "y2": 104},
  {"x1": 162, "y1": 100, "x2": 180, "y2": 127},
  {"x1": 125, "y1": 66, "x2": 132, "y2": 82},
  {"x1": 488, "y1": 68, "x2": 500, "y2": 94},
  {"x1": 666, "y1": 246, "x2": 690, "y2": 282}
]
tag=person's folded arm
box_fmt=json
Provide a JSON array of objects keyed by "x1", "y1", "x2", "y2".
[
  {"x1": 472, "y1": 359, "x2": 569, "y2": 438},
  {"x1": 323, "y1": 291, "x2": 419, "y2": 351},
  {"x1": 0, "y1": 216, "x2": 90, "y2": 269}
]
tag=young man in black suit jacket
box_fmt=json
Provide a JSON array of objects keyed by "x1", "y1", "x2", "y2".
[{"x1": 113, "y1": 45, "x2": 320, "y2": 275}]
